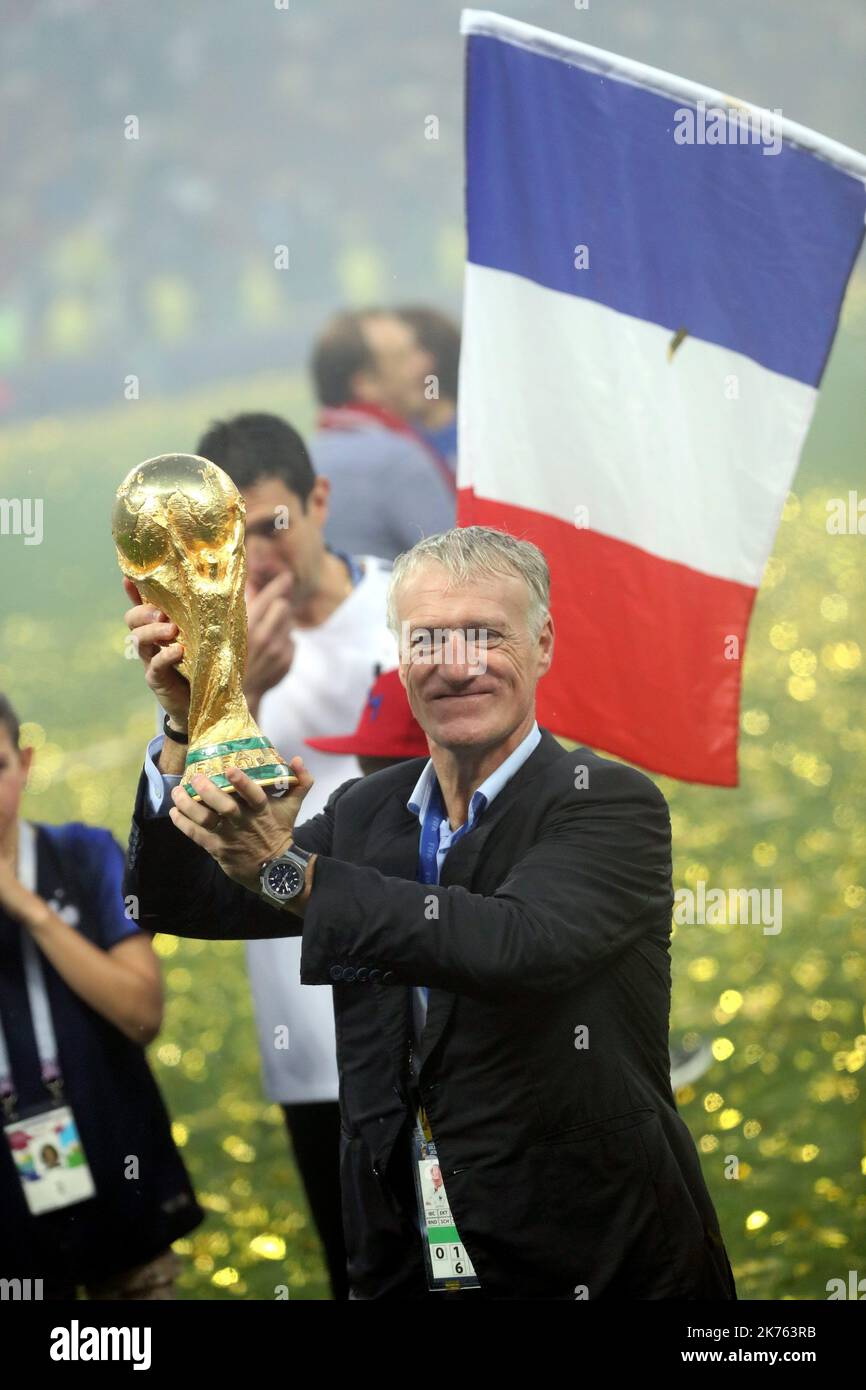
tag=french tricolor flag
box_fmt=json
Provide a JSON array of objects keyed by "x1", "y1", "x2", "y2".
[{"x1": 458, "y1": 10, "x2": 866, "y2": 785}]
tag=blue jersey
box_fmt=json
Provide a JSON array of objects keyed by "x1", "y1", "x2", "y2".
[{"x1": 0, "y1": 822, "x2": 202, "y2": 1284}]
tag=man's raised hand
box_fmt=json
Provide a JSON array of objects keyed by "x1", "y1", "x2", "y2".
[{"x1": 122, "y1": 577, "x2": 191, "y2": 730}]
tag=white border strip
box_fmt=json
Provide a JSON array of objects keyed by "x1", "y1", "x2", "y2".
[{"x1": 461, "y1": 9, "x2": 866, "y2": 185}]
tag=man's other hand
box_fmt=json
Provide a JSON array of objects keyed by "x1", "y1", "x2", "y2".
[{"x1": 168, "y1": 756, "x2": 315, "y2": 895}]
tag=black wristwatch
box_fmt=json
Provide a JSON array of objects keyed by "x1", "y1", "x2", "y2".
[
  {"x1": 260, "y1": 843, "x2": 314, "y2": 906},
  {"x1": 163, "y1": 713, "x2": 189, "y2": 745}
]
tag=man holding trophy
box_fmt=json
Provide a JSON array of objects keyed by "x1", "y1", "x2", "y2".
[{"x1": 117, "y1": 456, "x2": 736, "y2": 1300}]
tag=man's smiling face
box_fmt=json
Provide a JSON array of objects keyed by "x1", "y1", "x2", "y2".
[{"x1": 395, "y1": 561, "x2": 554, "y2": 754}]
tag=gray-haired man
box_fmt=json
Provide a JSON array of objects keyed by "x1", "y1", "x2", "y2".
[{"x1": 124, "y1": 526, "x2": 736, "y2": 1301}]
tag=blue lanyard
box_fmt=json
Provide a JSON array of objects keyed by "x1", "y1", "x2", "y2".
[
  {"x1": 416, "y1": 785, "x2": 479, "y2": 1009},
  {"x1": 417, "y1": 783, "x2": 474, "y2": 886},
  {"x1": 0, "y1": 822, "x2": 63, "y2": 1113}
]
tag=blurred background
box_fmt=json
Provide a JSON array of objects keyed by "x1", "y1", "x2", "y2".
[{"x1": 0, "y1": 0, "x2": 864, "y2": 1299}]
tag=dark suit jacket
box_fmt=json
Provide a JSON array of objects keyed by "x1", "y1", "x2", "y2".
[{"x1": 124, "y1": 727, "x2": 737, "y2": 1301}]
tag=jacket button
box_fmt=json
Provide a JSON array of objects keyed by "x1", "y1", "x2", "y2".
[
  {"x1": 342, "y1": 967, "x2": 357, "y2": 983},
  {"x1": 356, "y1": 967, "x2": 369, "y2": 982},
  {"x1": 329, "y1": 965, "x2": 343, "y2": 981},
  {"x1": 368, "y1": 969, "x2": 382, "y2": 983},
  {"x1": 372, "y1": 1161, "x2": 380, "y2": 1177},
  {"x1": 381, "y1": 970, "x2": 395, "y2": 984}
]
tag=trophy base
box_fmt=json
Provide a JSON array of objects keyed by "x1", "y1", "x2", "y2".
[{"x1": 182, "y1": 735, "x2": 295, "y2": 800}]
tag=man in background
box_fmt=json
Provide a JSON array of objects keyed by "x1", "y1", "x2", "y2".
[
  {"x1": 398, "y1": 306, "x2": 460, "y2": 474},
  {"x1": 129, "y1": 411, "x2": 397, "y2": 1300},
  {"x1": 310, "y1": 308, "x2": 456, "y2": 560}
]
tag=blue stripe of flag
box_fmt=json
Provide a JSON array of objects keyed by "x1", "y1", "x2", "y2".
[{"x1": 466, "y1": 34, "x2": 866, "y2": 387}]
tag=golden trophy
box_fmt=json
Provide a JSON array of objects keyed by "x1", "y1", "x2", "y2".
[{"x1": 112, "y1": 453, "x2": 294, "y2": 799}]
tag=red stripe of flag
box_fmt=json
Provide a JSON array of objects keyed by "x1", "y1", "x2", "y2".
[{"x1": 458, "y1": 488, "x2": 756, "y2": 786}]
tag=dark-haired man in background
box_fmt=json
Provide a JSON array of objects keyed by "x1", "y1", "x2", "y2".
[
  {"x1": 129, "y1": 411, "x2": 396, "y2": 1299},
  {"x1": 310, "y1": 308, "x2": 456, "y2": 561}
]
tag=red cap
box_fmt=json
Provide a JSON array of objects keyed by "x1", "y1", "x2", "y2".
[{"x1": 305, "y1": 667, "x2": 429, "y2": 759}]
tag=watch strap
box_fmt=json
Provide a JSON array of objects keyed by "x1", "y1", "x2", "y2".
[
  {"x1": 262, "y1": 841, "x2": 311, "y2": 871},
  {"x1": 163, "y1": 713, "x2": 189, "y2": 745}
]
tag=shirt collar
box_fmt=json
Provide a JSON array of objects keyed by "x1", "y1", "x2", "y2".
[{"x1": 407, "y1": 720, "x2": 541, "y2": 831}]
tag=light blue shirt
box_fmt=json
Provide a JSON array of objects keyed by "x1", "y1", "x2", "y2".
[
  {"x1": 145, "y1": 734, "x2": 181, "y2": 816},
  {"x1": 406, "y1": 721, "x2": 541, "y2": 1049}
]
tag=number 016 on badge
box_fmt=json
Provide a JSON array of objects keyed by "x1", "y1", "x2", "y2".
[{"x1": 411, "y1": 1109, "x2": 479, "y2": 1291}]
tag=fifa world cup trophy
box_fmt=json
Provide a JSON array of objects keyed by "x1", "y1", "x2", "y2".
[{"x1": 112, "y1": 453, "x2": 293, "y2": 799}]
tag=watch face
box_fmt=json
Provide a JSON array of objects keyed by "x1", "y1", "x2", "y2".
[{"x1": 266, "y1": 859, "x2": 303, "y2": 898}]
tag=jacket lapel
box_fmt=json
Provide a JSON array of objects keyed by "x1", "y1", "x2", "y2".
[
  {"x1": 416, "y1": 729, "x2": 567, "y2": 1075},
  {"x1": 364, "y1": 729, "x2": 569, "y2": 1088}
]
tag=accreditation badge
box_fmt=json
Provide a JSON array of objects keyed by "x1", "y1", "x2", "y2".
[
  {"x1": 411, "y1": 1104, "x2": 480, "y2": 1291},
  {"x1": 4, "y1": 1103, "x2": 96, "y2": 1215}
]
